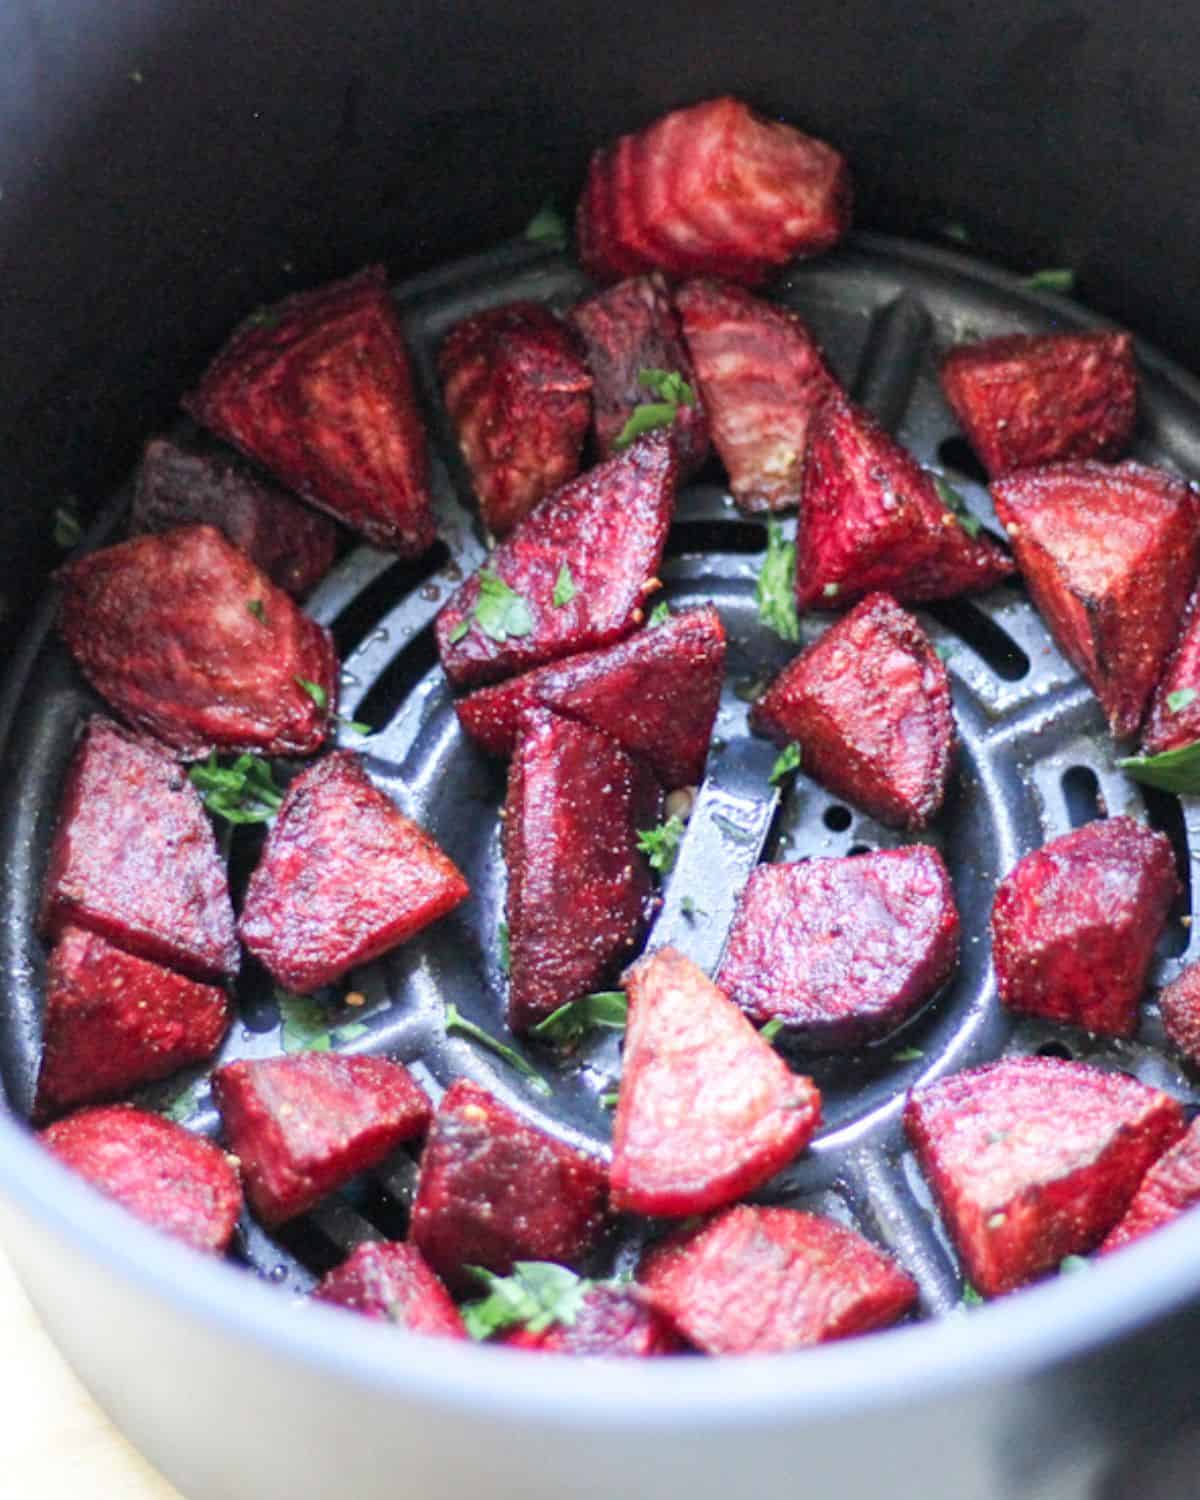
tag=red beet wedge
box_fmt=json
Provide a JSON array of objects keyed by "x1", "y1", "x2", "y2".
[
  {"x1": 57, "y1": 524, "x2": 336, "y2": 758},
  {"x1": 213, "y1": 1053, "x2": 431, "y2": 1227},
  {"x1": 185, "y1": 266, "x2": 436, "y2": 555},
  {"x1": 1100, "y1": 1118, "x2": 1200, "y2": 1253},
  {"x1": 41, "y1": 718, "x2": 238, "y2": 980},
  {"x1": 991, "y1": 816, "x2": 1177, "y2": 1038},
  {"x1": 313, "y1": 1242, "x2": 466, "y2": 1338},
  {"x1": 410, "y1": 1080, "x2": 608, "y2": 1293},
  {"x1": 1160, "y1": 960, "x2": 1200, "y2": 1067},
  {"x1": 41, "y1": 1106, "x2": 242, "y2": 1254},
  {"x1": 639, "y1": 1206, "x2": 917, "y2": 1354},
  {"x1": 992, "y1": 461, "x2": 1200, "y2": 738},
  {"x1": 501, "y1": 1284, "x2": 683, "y2": 1356},
  {"x1": 239, "y1": 752, "x2": 469, "y2": 994},
  {"x1": 716, "y1": 848, "x2": 959, "y2": 1048},
  {"x1": 795, "y1": 394, "x2": 1013, "y2": 608},
  {"x1": 940, "y1": 330, "x2": 1137, "y2": 479},
  {"x1": 904, "y1": 1057, "x2": 1186, "y2": 1296},
  {"x1": 611, "y1": 947, "x2": 821, "y2": 1216},
  {"x1": 1140, "y1": 586, "x2": 1200, "y2": 756},
  {"x1": 676, "y1": 277, "x2": 838, "y2": 512},
  {"x1": 751, "y1": 592, "x2": 954, "y2": 830}
]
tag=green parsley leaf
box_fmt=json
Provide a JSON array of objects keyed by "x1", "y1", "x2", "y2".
[
  {"x1": 932, "y1": 474, "x2": 982, "y2": 537},
  {"x1": 637, "y1": 813, "x2": 686, "y2": 875},
  {"x1": 1167, "y1": 688, "x2": 1198, "y2": 714},
  {"x1": 444, "y1": 1002, "x2": 550, "y2": 1094},
  {"x1": 960, "y1": 1282, "x2": 985, "y2": 1308},
  {"x1": 161, "y1": 1077, "x2": 205, "y2": 1123},
  {"x1": 188, "y1": 752, "x2": 284, "y2": 825},
  {"x1": 335, "y1": 715, "x2": 372, "y2": 737},
  {"x1": 935, "y1": 643, "x2": 956, "y2": 663},
  {"x1": 681, "y1": 894, "x2": 705, "y2": 920},
  {"x1": 892, "y1": 1046, "x2": 925, "y2": 1063},
  {"x1": 497, "y1": 920, "x2": 510, "y2": 976},
  {"x1": 53, "y1": 502, "x2": 83, "y2": 549},
  {"x1": 278, "y1": 990, "x2": 347, "y2": 1053},
  {"x1": 1059, "y1": 1255, "x2": 1090, "y2": 1276},
  {"x1": 600, "y1": 1090, "x2": 620, "y2": 1109},
  {"x1": 639, "y1": 368, "x2": 696, "y2": 405},
  {"x1": 448, "y1": 618, "x2": 470, "y2": 644},
  {"x1": 769, "y1": 743, "x2": 802, "y2": 785},
  {"x1": 295, "y1": 677, "x2": 328, "y2": 710},
  {"x1": 473, "y1": 571, "x2": 535, "y2": 642},
  {"x1": 531, "y1": 991, "x2": 627, "y2": 1047},
  {"x1": 246, "y1": 598, "x2": 266, "y2": 623},
  {"x1": 552, "y1": 563, "x2": 577, "y2": 608},
  {"x1": 461, "y1": 1262, "x2": 590, "y2": 1340},
  {"x1": 613, "y1": 368, "x2": 697, "y2": 449},
  {"x1": 524, "y1": 201, "x2": 568, "y2": 251},
  {"x1": 1117, "y1": 741, "x2": 1200, "y2": 795},
  {"x1": 759, "y1": 1018, "x2": 785, "y2": 1044},
  {"x1": 1024, "y1": 267, "x2": 1075, "y2": 293},
  {"x1": 756, "y1": 519, "x2": 800, "y2": 642},
  {"x1": 648, "y1": 600, "x2": 671, "y2": 627}
]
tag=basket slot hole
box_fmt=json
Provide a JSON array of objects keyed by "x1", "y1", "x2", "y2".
[
  {"x1": 925, "y1": 599, "x2": 1030, "y2": 681},
  {"x1": 328, "y1": 542, "x2": 450, "y2": 657},
  {"x1": 1036, "y1": 1041, "x2": 1074, "y2": 1061},
  {"x1": 1139, "y1": 783, "x2": 1193, "y2": 958},
  {"x1": 824, "y1": 804, "x2": 853, "y2": 832},
  {"x1": 936, "y1": 436, "x2": 989, "y2": 487},
  {"x1": 354, "y1": 630, "x2": 440, "y2": 730},
  {"x1": 1061, "y1": 765, "x2": 1102, "y2": 829},
  {"x1": 848, "y1": 843, "x2": 873, "y2": 857},
  {"x1": 668, "y1": 518, "x2": 767, "y2": 556}
]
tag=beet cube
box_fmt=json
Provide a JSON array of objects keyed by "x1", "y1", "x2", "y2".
[
  {"x1": 992, "y1": 461, "x2": 1200, "y2": 738},
  {"x1": 238, "y1": 752, "x2": 469, "y2": 994},
  {"x1": 439, "y1": 302, "x2": 592, "y2": 537},
  {"x1": 1159, "y1": 960, "x2": 1200, "y2": 1066},
  {"x1": 991, "y1": 816, "x2": 1177, "y2": 1038},
  {"x1": 501, "y1": 1284, "x2": 683, "y2": 1356},
  {"x1": 435, "y1": 432, "x2": 676, "y2": 687},
  {"x1": 904, "y1": 1056, "x2": 1186, "y2": 1296},
  {"x1": 1140, "y1": 586, "x2": 1200, "y2": 755},
  {"x1": 35, "y1": 927, "x2": 232, "y2": 1121},
  {"x1": 639, "y1": 1206, "x2": 917, "y2": 1354},
  {"x1": 313, "y1": 1241, "x2": 466, "y2": 1338},
  {"x1": 57, "y1": 524, "x2": 337, "y2": 758},
  {"x1": 751, "y1": 592, "x2": 954, "y2": 829},
  {"x1": 184, "y1": 266, "x2": 436, "y2": 555},
  {"x1": 795, "y1": 394, "x2": 1014, "y2": 609},
  {"x1": 213, "y1": 1053, "x2": 431, "y2": 1226},
  {"x1": 676, "y1": 278, "x2": 838, "y2": 513},
  {"x1": 41, "y1": 717, "x2": 238, "y2": 980},
  {"x1": 715, "y1": 847, "x2": 959, "y2": 1047},
  {"x1": 458, "y1": 605, "x2": 725, "y2": 790},
  {"x1": 131, "y1": 436, "x2": 338, "y2": 597},
  {"x1": 611, "y1": 947, "x2": 821, "y2": 1216},
  {"x1": 940, "y1": 330, "x2": 1137, "y2": 478},
  {"x1": 1101, "y1": 1118, "x2": 1200, "y2": 1253},
  {"x1": 410, "y1": 1080, "x2": 608, "y2": 1292},
  {"x1": 41, "y1": 1105, "x2": 242, "y2": 1254}
]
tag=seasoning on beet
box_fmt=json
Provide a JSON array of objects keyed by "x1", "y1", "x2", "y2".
[{"x1": 314, "y1": 1241, "x2": 466, "y2": 1338}]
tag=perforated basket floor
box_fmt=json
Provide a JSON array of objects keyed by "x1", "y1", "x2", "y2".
[{"x1": 3, "y1": 232, "x2": 1199, "y2": 1312}]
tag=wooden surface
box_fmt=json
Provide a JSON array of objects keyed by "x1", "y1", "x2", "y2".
[{"x1": 0, "y1": 1243, "x2": 183, "y2": 1499}]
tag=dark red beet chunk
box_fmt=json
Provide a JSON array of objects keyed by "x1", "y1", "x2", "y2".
[
  {"x1": 1140, "y1": 586, "x2": 1200, "y2": 755},
  {"x1": 569, "y1": 274, "x2": 709, "y2": 476},
  {"x1": 410, "y1": 1080, "x2": 608, "y2": 1293},
  {"x1": 1101, "y1": 1118, "x2": 1200, "y2": 1253},
  {"x1": 751, "y1": 592, "x2": 954, "y2": 829},
  {"x1": 940, "y1": 330, "x2": 1137, "y2": 479},
  {"x1": 57, "y1": 525, "x2": 336, "y2": 758},
  {"x1": 991, "y1": 816, "x2": 1177, "y2": 1039},
  {"x1": 439, "y1": 302, "x2": 592, "y2": 536},
  {"x1": 715, "y1": 848, "x2": 959, "y2": 1048},
  {"x1": 41, "y1": 1106, "x2": 242, "y2": 1254},
  {"x1": 435, "y1": 433, "x2": 676, "y2": 688},
  {"x1": 213, "y1": 1053, "x2": 431, "y2": 1226},
  {"x1": 795, "y1": 394, "x2": 1013, "y2": 608},
  {"x1": 41, "y1": 718, "x2": 238, "y2": 980},
  {"x1": 130, "y1": 436, "x2": 338, "y2": 597},
  {"x1": 577, "y1": 97, "x2": 851, "y2": 286},
  {"x1": 992, "y1": 461, "x2": 1200, "y2": 738},
  {"x1": 639, "y1": 1206, "x2": 917, "y2": 1354},
  {"x1": 611, "y1": 947, "x2": 820, "y2": 1216},
  {"x1": 501, "y1": 1284, "x2": 683, "y2": 1356},
  {"x1": 1160, "y1": 960, "x2": 1200, "y2": 1066},
  {"x1": 676, "y1": 278, "x2": 838, "y2": 512},
  {"x1": 313, "y1": 1242, "x2": 466, "y2": 1338},
  {"x1": 904, "y1": 1057, "x2": 1186, "y2": 1296},
  {"x1": 185, "y1": 266, "x2": 435, "y2": 554},
  {"x1": 505, "y1": 711, "x2": 660, "y2": 1032},
  {"x1": 457, "y1": 605, "x2": 725, "y2": 790},
  {"x1": 239, "y1": 752, "x2": 469, "y2": 994},
  {"x1": 35, "y1": 927, "x2": 232, "y2": 1122}
]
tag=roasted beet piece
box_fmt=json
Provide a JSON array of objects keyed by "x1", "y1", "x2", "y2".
[
  {"x1": 57, "y1": 525, "x2": 336, "y2": 758},
  {"x1": 410, "y1": 1080, "x2": 608, "y2": 1292},
  {"x1": 715, "y1": 848, "x2": 959, "y2": 1047},
  {"x1": 35, "y1": 927, "x2": 232, "y2": 1122},
  {"x1": 439, "y1": 302, "x2": 592, "y2": 536},
  {"x1": 611, "y1": 947, "x2": 820, "y2": 1216},
  {"x1": 435, "y1": 432, "x2": 676, "y2": 687},
  {"x1": 1160, "y1": 961, "x2": 1200, "y2": 1066},
  {"x1": 185, "y1": 266, "x2": 435, "y2": 555},
  {"x1": 676, "y1": 278, "x2": 838, "y2": 513},
  {"x1": 639, "y1": 1206, "x2": 917, "y2": 1354},
  {"x1": 577, "y1": 97, "x2": 851, "y2": 285},
  {"x1": 751, "y1": 592, "x2": 954, "y2": 829},
  {"x1": 795, "y1": 394, "x2": 1013, "y2": 608},
  {"x1": 501, "y1": 1284, "x2": 682, "y2": 1356},
  {"x1": 313, "y1": 1242, "x2": 466, "y2": 1338},
  {"x1": 1101, "y1": 1118, "x2": 1200, "y2": 1253},
  {"x1": 130, "y1": 436, "x2": 338, "y2": 597},
  {"x1": 1140, "y1": 586, "x2": 1200, "y2": 755},
  {"x1": 904, "y1": 1057, "x2": 1186, "y2": 1296},
  {"x1": 239, "y1": 752, "x2": 469, "y2": 994},
  {"x1": 992, "y1": 461, "x2": 1200, "y2": 738},
  {"x1": 940, "y1": 330, "x2": 1137, "y2": 479},
  {"x1": 569, "y1": 274, "x2": 709, "y2": 476},
  {"x1": 991, "y1": 816, "x2": 1177, "y2": 1038},
  {"x1": 505, "y1": 711, "x2": 660, "y2": 1032},
  {"x1": 41, "y1": 1106, "x2": 242, "y2": 1254},
  {"x1": 41, "y1": 718, "x2": 238, "y2": 980},
  {"x1": 457, "y1": 605, "x2": 725, "y2": 790},
  {"x1": 213, "y1": 1053, "x2": 431, "y2": 1226}
]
